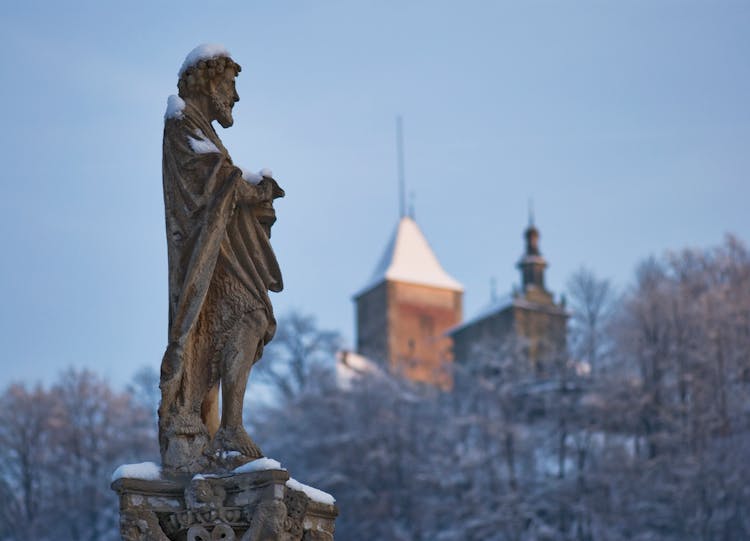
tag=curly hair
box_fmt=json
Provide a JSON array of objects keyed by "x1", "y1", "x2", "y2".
[{"x1": 177, "y1": 56, "x2": 242, "y2": 99}]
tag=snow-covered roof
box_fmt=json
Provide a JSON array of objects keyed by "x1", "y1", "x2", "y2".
[
  {"x1": 356, "y1": 217, "x2": 463, "y2": 296},
  {"x1": 179, "y1": 43, "x2": 232, "y2": 77},
  {"x1": 448, "y1": 293, "x2": 569, "y2": 335},
  {"x1": 336, "y1": 350, "x2": 384, "y2": 389},
  {"x1": 447, "y1": 295, "x2": 514, "y2": 335}
]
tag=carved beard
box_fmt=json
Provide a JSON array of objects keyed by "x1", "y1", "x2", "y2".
[{"x1": 212, "y1": 93, "x2": 234, "y2": 128}]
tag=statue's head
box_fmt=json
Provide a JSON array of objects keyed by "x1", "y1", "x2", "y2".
[{"x1": 178, "y1": 48, "x2": 242, "y2": 128}]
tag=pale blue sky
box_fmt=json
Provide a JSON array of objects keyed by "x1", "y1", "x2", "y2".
[{"x1": 1, "y1": 1, "x2": 748, "y2": 387}]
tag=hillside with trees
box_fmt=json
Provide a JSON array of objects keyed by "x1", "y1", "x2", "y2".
[{"x1": 1, "y1": 236, "x2": 748, "y2": 540}]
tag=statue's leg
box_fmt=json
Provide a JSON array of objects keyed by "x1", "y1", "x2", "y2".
[
  {"x1": 160, "y1": 281, "x2": 222, "y2": 472},
  {"x1": 191, "y1": 270, "x2": 225, "y2": 439},
  {"x1": 201, "y1": 383, "x2": 220, "y2": 439},
  {"x1": 175, "y1": 315, "x2": 213, "y2": 435},
  {"x1": 213, "y1": 309, "x2": 268, "y2": 458}
]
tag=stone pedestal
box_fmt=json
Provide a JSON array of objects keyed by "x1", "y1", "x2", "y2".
[{"x1": 111, "y1": 469, "x2": 337, "y2": 541}]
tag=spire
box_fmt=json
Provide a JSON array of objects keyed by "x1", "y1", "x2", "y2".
[
  {"x1": 528, "y1": 198, "x2": 535, "y2": 227},
  {"x1": 396, "y1": 115, "x2": 406, "y2": 219},
  {"x1": 524, "y1": 221, "x2": 541, "y2": 256},
  {"x1": 517, "y1": 210, "x2": 547, "y2": 292}
]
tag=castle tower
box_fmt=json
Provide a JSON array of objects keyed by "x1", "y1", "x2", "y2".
[
  {"x1": 450, "y1": 216, "x2": 568, "y2": 373},
  {"x1": 354, "y1": 216, "x2": 463, "y2": 388}
]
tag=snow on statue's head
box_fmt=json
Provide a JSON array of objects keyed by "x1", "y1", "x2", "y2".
[{"x1": 177, "y1": 44, "x2": 242, "y2": 128}]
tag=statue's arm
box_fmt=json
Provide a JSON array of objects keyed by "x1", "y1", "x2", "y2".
[{"x1": 230, "y1": 167, "x2": 275, "y2": 204}]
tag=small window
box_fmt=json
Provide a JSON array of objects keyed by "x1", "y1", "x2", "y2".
[{"x1": 420, "y1": 315, "x2": 435, "y2": 337}]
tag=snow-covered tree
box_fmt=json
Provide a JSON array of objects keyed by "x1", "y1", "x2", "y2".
[
  {"x1": 254, "y1": 311, "x2": 342, "y2": 400},
  {"x1": 566, "y1": 267, "x2": 616, "y2": 375},
  {"x1": 0, "y1": 370, "x2": 156, "y2": 541},
  {"x1": 255, "y1": 236, "x2": 750, "y2": 541}
]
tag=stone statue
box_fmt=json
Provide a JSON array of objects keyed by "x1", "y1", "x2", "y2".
[
  {"x1": 158, "y1": 45, "x2": 284, "y2": 473},
  {"x1": 112, "y1": 45, "x2": 337, "y2": 541}
]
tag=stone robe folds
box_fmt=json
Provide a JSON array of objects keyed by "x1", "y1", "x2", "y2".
[{"x1": 159, "y1": 101, "x2": 283, "y2": 456}]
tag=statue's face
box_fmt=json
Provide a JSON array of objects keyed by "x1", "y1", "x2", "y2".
[{"x1": 210, "y1": 70, "x2": 240, "y2": 128}]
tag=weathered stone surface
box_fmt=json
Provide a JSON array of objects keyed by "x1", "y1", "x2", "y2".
[
  {"x1": 114, "y1": 45, "x2": 337, "y2": 540},
  {"x1": 159, "y1": 45, "x2": 285, "y2": 474},
  {"x1": 112, "y1": 470, "x2": 337, "y2": 541}
]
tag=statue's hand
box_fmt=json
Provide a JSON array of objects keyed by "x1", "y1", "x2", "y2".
[
  {"x1": 257, "y1": 179, "x2": 276, "y2": 201},
  {"x1": 261, "y1": 176, "x2": 285, "y2": 199}
]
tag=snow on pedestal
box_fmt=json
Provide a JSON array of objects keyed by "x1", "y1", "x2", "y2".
[
  {"x1": 111, "y1": 461, "x2": 161, "y2": 483},
  {"x1": 233, "y1": 456, "x2": 284, "y2": 473},
  {"x1": 286, "y1": 477, "x2": 336, "y2": 505},
  {"x1": 111, "y1": 457, "x2": 337, "y2": 540}
]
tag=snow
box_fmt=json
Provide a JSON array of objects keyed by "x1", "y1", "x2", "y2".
[
  {"x1": 356, "y1": 216, "x2": 464, "y2": 296},
  {"x1": 240, "y1": 167, "x2": 272, "y2": 185},
  {"x1": 230, "y1": 458, "x2": 334, "y2": 505},
  {"x1": 111, "y1": 462, "x2": 161, "y2": 482},
  {"x1": 448, "y1": 294, "x2": 513, "y2": 334},
  {"x1": 575, "y1": 360, "x2": 592, "y2": 376},
  {"x1": 233, "y1": 457, "x2": 285, "y2": 474},
  {"x1": 336, "y1": 350, "x2": 384, "y2": 389},
  {"x1": 518, "y1": 254, "x2": 547, "y2": 265},
  {"x1": 448, "y1": 293, "x2": 569, "y2": 334},
  {"x1": 241, "y1": 168, "x2": 262, "y2": 184},
  {"x1": 179, "y1": 43, "x2": 231, "y2": 77},
  {"x1": 188, "y1": 129, "x2": 220, "y2": 154},
  {"x1": 217, "y1": 450, "x2": 242, "y2": 459},
  {"x1": 286, "y1": 477, "x2": 336, "y2": 505},
  {"x1": 164, "y1": 94, "x2": 185, "y2": 120}
]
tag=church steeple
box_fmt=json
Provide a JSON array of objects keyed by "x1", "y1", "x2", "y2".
[
  {"x1": 517, "y1": 211, "x2": 548, "y2": 293},
  {"x1": 451, "y1": 209, "x2": 567, "y2": 370}
]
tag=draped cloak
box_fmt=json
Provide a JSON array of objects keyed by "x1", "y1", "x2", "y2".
[{"x1": 159, "y1": 101, "x2": 283, "y2": 427}]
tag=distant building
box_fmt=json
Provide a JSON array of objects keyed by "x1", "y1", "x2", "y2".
[
  {"x1": 351, "y1": 214, "x2": 567, "y2": 387},
  {"x1": 353, "y1": 216, "x2": 463, "y2": 388},
  {"x1": 449, "y1": 218, "x2": 568, "y2": 374}
]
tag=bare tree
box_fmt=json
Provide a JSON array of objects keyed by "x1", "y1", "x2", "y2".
[
  {"x1": 0, "y1": 370, "x2": 157, "y2": 541},
  {"x1": 127, "y1": 365, "x2": 160, "y2": 423},
  {"x1": 0, "y1": 384, "x2": 57, "y2": 539},
  {"x1": 255, "y1": 236, "x2": 750, "y2": 541},
  {"x1": 601, "y1": 236, "x2": 750, "y2": 539},
  {"x1": 2, "y1": 237, "x2": 748, "y2": 541},
  {"x1": 566, "y1": 267, "x2": 615, "y2": 375},
  {"x1": 254, "y1": 311, "x2": 342, "y2": 400}
]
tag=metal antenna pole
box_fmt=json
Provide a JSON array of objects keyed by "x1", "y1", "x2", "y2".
[
  {"x1": 396, "y1": 115, "x2": 406, "y2": 219},
  {"x1": 528, "y1": 198, "x2": 535, "y2": 226}
]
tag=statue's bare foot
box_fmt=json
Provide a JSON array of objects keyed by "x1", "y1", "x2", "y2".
[{"x1": 212, "y1": 427, "x2": 263, "y2": 459}]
